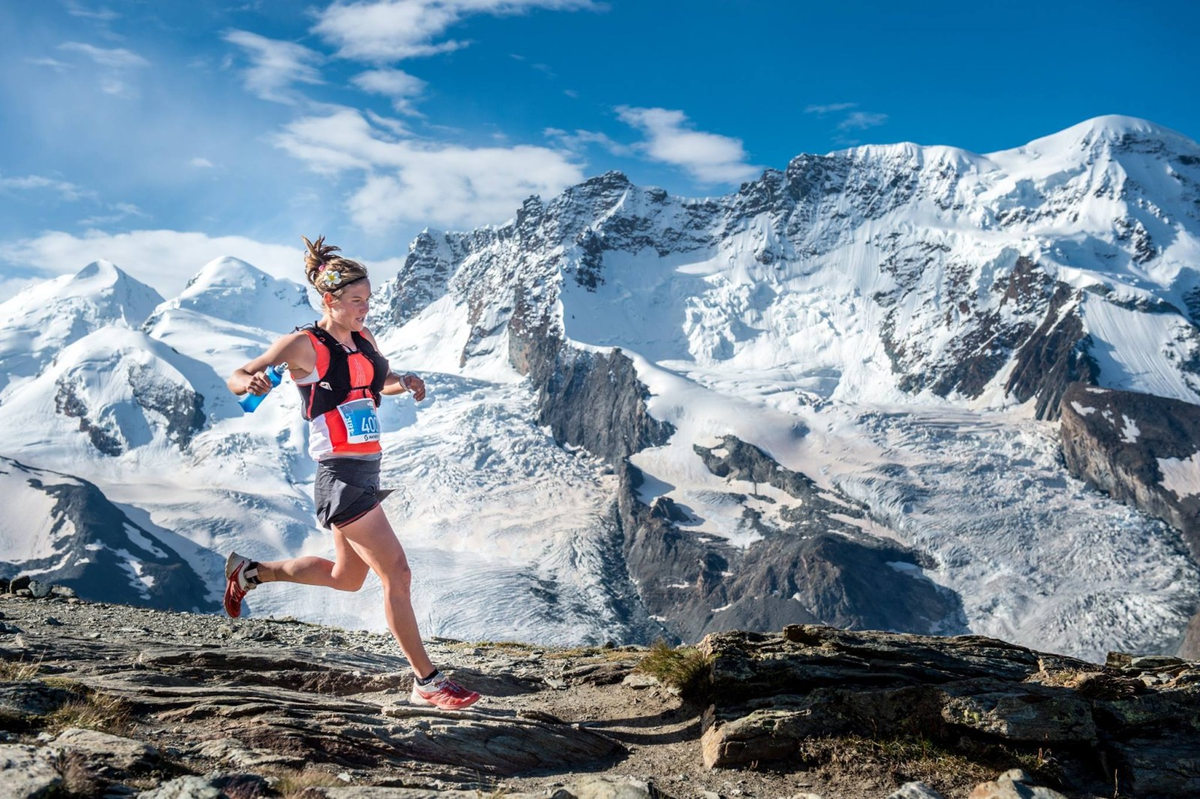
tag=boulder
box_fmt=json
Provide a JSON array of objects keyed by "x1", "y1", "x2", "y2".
[
  {"x1": 967, "y1": 769, "x2": 1068, "y2": 799},
  {"x1": 888, "y1": 784, "x2": 947, "y2": 799},
  {"x1": 137, "y1": 775, "x2": 223, "y2": 799},
  {"x1": 0, "y1": 744, "x2": 62, "y2": 798},
  {"x1": 696, "y1": 627, "x2": 1200, "y2": 797},
  {"x1": 54, "y1": 727, "x2": 159, "y2": 775}
]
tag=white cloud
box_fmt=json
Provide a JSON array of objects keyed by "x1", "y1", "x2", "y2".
[
  {"x1": 26, "y1": 57, "x2": 72, "y2": 71},
  {"x1": 58, "y1": 42, "x2": 149, "y2": 69},
  {"x1": 273, "y1": 107, "x2": 585, "y2": 231},
  {"x1": 351, "y1": 68, "x2": 427, "y2": 115},
  {"x1": 99, "y1": 77, "x2": 137, "y2": 98},
  {"x1": 615, "y1": 106, "x2": 759, "y2": 185},
  {"x1": 838, "y1": 111, "x2": 889, "y2": 131},
  {"x1": 313, "y1": 0, "x2": 600, "y2": 62},
  {"x1": 7, "y1": 230, "x2": 304, "y2": 298},
  {"x1": 805, "y1": 102, "x2": 857, "y2": 115},
  {"x1": 66, "y1": 2, "x2": 121, "y2": 22},
  {"x1": 544, "y1": 127, "x2": 631, "y2": 156},
  {"x1": 0, "y1": 173, "x2": 90, "y2": 202},
  {"x1": 190, "y1": 157, "x2": 216, "y2": 169},
  {"x1": 79, "y1": 202, "x2": 149, "y2": 227},
  {"x1": 223, "y1": 30, "x2": 324, "y2": 104}
]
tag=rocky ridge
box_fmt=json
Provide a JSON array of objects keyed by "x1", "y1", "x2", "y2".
[{"x1": 1, "y1": 590, "x2": 1197, "y2": 798}]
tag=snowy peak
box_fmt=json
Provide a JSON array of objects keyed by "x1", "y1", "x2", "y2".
[
  {"x1": 1003, "y1": 115, "x2": 1200, "y2": 159},
  {"x1": 160, "y1": 256, "x2": 313, "y2": 328},
  {"x1": 378, "y1": 115, "x2": 1200, "y2": 416},
  {"x1": 0, "y1": 258, "x2": 164, "y2": 329},
  {"x1": 0, "y1": 260, "x2": 165, "y2": 399}
]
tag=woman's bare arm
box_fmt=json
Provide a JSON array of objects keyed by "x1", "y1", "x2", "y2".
[{"x1": 228, "y1": 332, "x2": 316, "y2": 396}]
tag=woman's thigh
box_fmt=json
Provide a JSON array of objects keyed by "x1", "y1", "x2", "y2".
[
  {"x1": 333, "y1": 505, "x2": 410, "y2": 579},
  {"x1": 330, "y1": 524, "x2": 370, "y2": 584}
]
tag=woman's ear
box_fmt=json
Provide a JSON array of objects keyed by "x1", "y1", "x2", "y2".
[{"x1": 322, "y1": 291, "x2": 335, "y2": 307}]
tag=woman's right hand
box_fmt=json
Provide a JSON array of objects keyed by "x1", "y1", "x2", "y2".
[
  {"x1": 243, "y1": 370, "x2": 276, "y2": 396},
  {"x1": 229, "y1": 368, "x2": 272, "y2": 396}
]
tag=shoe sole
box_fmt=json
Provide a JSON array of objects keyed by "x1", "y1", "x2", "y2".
[
  {"x1": 409, "y1": 692, "x2": 480, "y2": 710},
  {"x1": 224, "y1": 551, "x2": 243, "y2": 580}
]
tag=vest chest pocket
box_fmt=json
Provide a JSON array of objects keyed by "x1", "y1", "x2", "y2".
[{"x1": 336, "y1": 397, "x2": 380, "y2": 444}]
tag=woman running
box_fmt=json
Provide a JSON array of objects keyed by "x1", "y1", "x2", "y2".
[{"x1": 222, "y1": 235, "x2": 479, "y2": 711}]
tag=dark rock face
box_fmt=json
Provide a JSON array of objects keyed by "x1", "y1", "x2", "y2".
[
  {"x1": 54, "y1": 364, "x2": 206, "y2": 455},
  {"x1": 382, "y1": 230, "x2": 460, "y2": 328},
  {"x1": 878, "y1": 256, "x2": 1099, "y2": 420},
  {"x1": 1003, "y1": 286, "x2": 1099, "y2": 420},
  {"x1": 1182, "y1": 611, "x2": 1200, "y2": 660},
  {"x1": 0, "y1": 457, "x2": 211, "y2": 612},
  {"x1": 699, "y1": 626, "x2": 1200, "y2": 797},
  {"x1": 1059, "y1": 383, "x2": 1200, "y2": 556},
  {"x1": 618, "y1": 436, "x2": 964, "y2": 644}
]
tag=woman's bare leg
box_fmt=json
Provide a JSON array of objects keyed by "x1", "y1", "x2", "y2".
[
  {"x1": 255, "y1": 527, "x2": 369, "y2": 591},
  {"x1": 328, "y1": 505, "x2": 435, "y2": 679}
]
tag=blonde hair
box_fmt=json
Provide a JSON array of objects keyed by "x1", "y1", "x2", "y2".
[{"x1": 302, "y1": 235, "x2": 369, "y2": 295}]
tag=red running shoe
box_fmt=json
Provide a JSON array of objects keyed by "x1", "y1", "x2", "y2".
[
  {"x1": 410, "y1": 673, "x2": 481, "y2": 710},
  {"x1": 223, "y1": 552, "x2": 257, "y2": 618}
]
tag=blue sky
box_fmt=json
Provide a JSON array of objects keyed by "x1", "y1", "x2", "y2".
[{"x1": 2, "y1": 0, "x2": 1197, "y2": 296}]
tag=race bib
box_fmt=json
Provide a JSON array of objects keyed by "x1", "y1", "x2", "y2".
[{"x1": 336, "y1": 397, "x2": 380, "y2": 444}]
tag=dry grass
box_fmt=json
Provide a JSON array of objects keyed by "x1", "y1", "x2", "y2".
[
  {"x1": 263, "y1": 766, "x2": 346, "y2": 799},
  {"x1": 44, "y1": 686, "x2": 132, "y2": 736},
  {"x1": 0, "y1": 658, "x2": 42, "y2": 681},
  {"x1": 471, "y1": 640, "x2": 539, "y2": 652},
  {"x1": 797, "y1": 734, "x2": 994, "y2": 792},
  {"x1": 633, "y1": 639, "x2": 713, "y2": 698},
  {"x1": 58, "y1": 749, "x2": 102, "y2": 797},
  {"x1": 794, "y1": 733, "x2": 1064, "y2": 795}
]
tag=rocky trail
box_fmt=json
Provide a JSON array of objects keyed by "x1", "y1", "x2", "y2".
[{"x1": 0, "y1": 589, "x2": 1197, "y2": 798}]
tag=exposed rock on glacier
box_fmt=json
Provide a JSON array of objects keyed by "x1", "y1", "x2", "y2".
[{"x1": 1059, "y1": 382, "x2": 1200, "y2": 554}]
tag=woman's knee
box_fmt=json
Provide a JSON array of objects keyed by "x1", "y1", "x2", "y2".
[
  {"x1": 380, "y1": 559, "x2": 413, "y2": 594},
  {"x1": 331, "y1": 563, "x2": 369, "y2": 592}
]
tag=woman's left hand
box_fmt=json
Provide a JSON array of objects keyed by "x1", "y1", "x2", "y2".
[{"x1": 401, "y1": 372, "x2": 426, "y2": 401}]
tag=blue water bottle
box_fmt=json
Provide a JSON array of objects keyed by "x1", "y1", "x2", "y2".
[{"x1": 239, "y1": 362, "x2": 288, "y2": 413}]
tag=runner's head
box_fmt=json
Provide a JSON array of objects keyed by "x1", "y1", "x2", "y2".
[{"x1": 304, "y1": 235, "x2": 372, "y2": 330}]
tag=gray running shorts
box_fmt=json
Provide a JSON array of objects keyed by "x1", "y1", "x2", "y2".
[{"x1": 314, "y1": 457, "x2": 393, "y2": 529}]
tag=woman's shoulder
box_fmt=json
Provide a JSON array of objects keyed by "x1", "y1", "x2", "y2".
[
  {"x1": 359, "y1": 327, "x2": 381, "y2": 347},
  {"x1": 278, "y1": 329, "x2": 319, "y2": 360}
]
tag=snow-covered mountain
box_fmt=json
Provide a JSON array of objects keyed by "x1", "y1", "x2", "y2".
[
  {"x1": 0, "y1": 260, "x2": 163, "y2": 398},
  {"x1": 2, "y1": 116, "x2": 1199, "y2": 662}
]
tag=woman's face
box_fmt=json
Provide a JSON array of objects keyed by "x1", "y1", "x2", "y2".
[{"x1": 326, "y1": 280, "x2": 371, "y2": 331}]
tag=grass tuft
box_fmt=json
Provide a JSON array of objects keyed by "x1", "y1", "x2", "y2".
[
  {"x1": 797, "y1": 734, "x2": 993, "y2": 791},
  {"x1": 44, "y1": 687, "x2": 132, "y2": 736},
  {"x1": 0, "y1": 659, "x2": 43, "y2": 681},
  {"x1": 633, "y1": 639, "x2": 713, "y2": 698},
  {"x1": 263, "y1": 766, "x2": 346, "y2": 799}
]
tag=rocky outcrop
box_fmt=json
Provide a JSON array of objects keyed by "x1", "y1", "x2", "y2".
[
  {"x1": 1059, "y1": 382, "x2": 1200, "y2": 556},
  {"x1": 621, "y1": 436, "x2": 964, "y2": 643},
  {"x1": 699, "y1": 625, "x2": 1200, "y2": 798},
  {"x1": 2, "y1": 595, "x2": 1196, "y2": 798}
]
